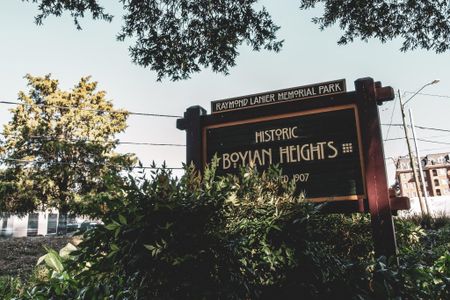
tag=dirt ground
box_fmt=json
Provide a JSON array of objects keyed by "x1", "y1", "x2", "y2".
[{"x1": 0, "y1": 236, "x2": 71, "y2": 279}]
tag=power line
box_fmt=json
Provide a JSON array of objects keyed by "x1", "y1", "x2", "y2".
[
  {"x1": 381, "y1": 123, "x2": 450, "y2": 133},
  {"x1": 384, "y1": 90, "x2": 401, "y2": 141},
  {"x1": 384, "y1": 134, "x2": 450, "y2": 142},
  {"x1": 403, "y1": 92, "x2": 450, "y2": 99},
  {"x1": 0, "y1": 158, "x2": 184, "y2": 170},
  {"x1": 417, "y1": 138, "x2": 450, "y2": 146},
  {"x1": 381, "y1": 123, "x2": 403, "y2": 127},
  {"x1": 0, "y1": 100, "x2": 181, "y2": 118},
  {"x1": 118, "y1": 142, "x2": 185, "y2": 147},
  {"x1": 0, "y1": 132, "x2": 185, "y2": 147},
  {"x1": 415, "y1": 125, "x2": 450, "y2": 133},
  {"x1": 420, "y1": 146, "x2": 450, "y2": 152},
  {"x1": 384, "y1": 137, "x2": 405, "y2": 141}
]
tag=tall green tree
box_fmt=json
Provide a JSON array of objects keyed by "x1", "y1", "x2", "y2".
[
  {"x1": 0, "y1": 74, "x2": 135, "y2": 231},
  {"x1": 21, "y1": 1, "x2": 450, "y2": 80}
]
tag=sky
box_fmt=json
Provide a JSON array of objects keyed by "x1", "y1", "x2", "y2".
[{"x1": 1, "y1": 0, "x2": 449, "y2": 184}]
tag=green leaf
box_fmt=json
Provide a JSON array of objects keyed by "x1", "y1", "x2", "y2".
[
  {"x1": 114, "y1": 227, "x2": 121, "y2": 238},
  {"x1": 118, "y1": 214, "x2": 127, "y2": 225},
  {"x1": 111, "y1": 243, "x2": 119, "y2": 251},
  {"x1": 44, "y1": 251, "x2": 64, "y2": 273},
  {"x1": 105, "y1": 223, "x2": 119, "y2": 231},
  {"x1": 143, "y1": 244, "x2": 154, "y2": 251},
  {"x1": 36, "y1": 254, "x2": 47, "y2": 266},
  {"x1": 59, "y1": 242, "x2": 77, "y2": 258}
]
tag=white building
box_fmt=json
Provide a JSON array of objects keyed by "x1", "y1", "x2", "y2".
[{"x1": 0, "y1": 211, "x2": 85, "y2": 237}]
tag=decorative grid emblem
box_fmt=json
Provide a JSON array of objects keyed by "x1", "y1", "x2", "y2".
[{"x1": 342, "y1": 143, "x2": 353, "y2": 154}]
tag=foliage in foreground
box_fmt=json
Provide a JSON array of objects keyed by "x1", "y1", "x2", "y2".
[{"x1": 1, "y1": 165, "x2": 449, "y2": 299}]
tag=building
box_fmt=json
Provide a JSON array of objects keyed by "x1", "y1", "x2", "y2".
[
  {"x1": 396, "y1": 153, "x2": 450, "y2": 198},
  {"x1": 0, "y1": 211, "x2": 87, "y2": 237}
]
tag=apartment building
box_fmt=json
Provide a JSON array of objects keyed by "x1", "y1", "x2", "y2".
[{"x1": 396, "y1": 153, "x2": 450, "y2": 198}]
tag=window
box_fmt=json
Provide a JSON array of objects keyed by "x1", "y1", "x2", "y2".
[
  {"x1": 433, "y1": 169, "x2": 438, "y2": 176},
  {"x1": 0, "y1": 218, "x2": 7, "y2": 236},
  {"x1": 436, "y1": 189, "x2": 441, "y2": 196},
  {"x1": 47, "y1": 214, "x2": 58, "y2": 235},
  {"x1": 27, "y1": 213, "x2": 39, "y2": 236},
  {"x1": 67, "y1": 215, "x2": 78, "y2": 233},
  {"x1": 434, "y1": 179, "x2": 440, "y2": 186}
]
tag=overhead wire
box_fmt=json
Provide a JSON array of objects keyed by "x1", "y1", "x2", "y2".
[
  {"x1": 0, "y1": 132, "x2": 185, "y2": 147},
  {"x1": 420, "y1": 146, "x2": 450, "y2": 152},
  {"x1": 416, "y1": 139, "x2": 450, "y2": 146},
  {"x1": 0, "y1": 157, "x2": 184, "y2": 170},
  {"x1": 382, "y1": 123, "x2": 450, "y2": 133},
  {"x1": 384, "y1": 133, "x2": 450, "y2": 142},
  {"x1": 383, "y1": 90, "x2": 400, "y2": 141},
  {"x1": 403, "y1": 92, "x2": 450, "y2": 99},
  {"x1": 0, "y1": 100, "x2": 181, "y2": 118}
]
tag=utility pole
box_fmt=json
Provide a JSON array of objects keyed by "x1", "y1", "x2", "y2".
[
  {"x1": 398, "y1": 90, "x2": 428, "y2": 216},
  {"x1": 396, "y1": 80, "x2": 439, "y2": 216},
  {"x1": 409, "y1": 109, "x2": 431, "y2": 214}
]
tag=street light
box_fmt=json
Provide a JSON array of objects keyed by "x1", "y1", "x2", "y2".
[
  {"x1": 398, "y1": 79, "x2": 439, "y2": 217},
  {"x1": 403, "y1": 80, "x2": 440, "y2": 106}
]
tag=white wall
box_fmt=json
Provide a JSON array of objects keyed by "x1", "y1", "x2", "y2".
[
  {"x1": 37, "y1": 213, "x2": 49, "y2": 236},
  {"x1": 0, "y1": 210, "x2": 57, "y2": 237},
  {"x1": 400, "y1": 196, "x2": 450, "y2": 217},
  {"x1": 7, "y1": 215, "x2": 28, "y2": 237}
]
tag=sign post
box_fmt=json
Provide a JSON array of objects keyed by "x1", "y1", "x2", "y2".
[
  {"x1": 355, "y1": 78, "x2": 398, "y2": 258},
  {"x1": 177, "y1": 77, "x2": 402, "y2": 258}
]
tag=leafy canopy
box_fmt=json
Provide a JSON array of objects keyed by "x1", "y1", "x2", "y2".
[
  {"x1": 300, "y1": 0, "x2": 450, "y2": 53},
  {"x1": 0, "y1": 74, "x2": 135, "y2": 214},
  {"x1": 24, "y1": 0, "x2": 282, "y2": 81},
  {"x1": 22, "y1": 1, "x2": 450, "y2": 80}
]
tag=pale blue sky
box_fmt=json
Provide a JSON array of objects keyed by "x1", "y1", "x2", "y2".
[{"x1": 1, "y1": 0, "x2": 449, "y2": 183}]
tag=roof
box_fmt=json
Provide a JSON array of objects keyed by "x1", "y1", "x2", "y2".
[{"x1": 395, "y1": 152, "x2": 450, "y2": 171}]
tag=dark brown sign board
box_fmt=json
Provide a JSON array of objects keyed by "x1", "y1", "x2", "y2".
[
  {"x1": 177, "y1": 77, "x2": 406, "y2": 259},
  {"x1": 204, "y1": 105, "x2": 365, "y2": 202}
]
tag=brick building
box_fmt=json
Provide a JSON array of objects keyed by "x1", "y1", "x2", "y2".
[{"x1": 396, "y1": 153, "x2": 450, "y2": 198}]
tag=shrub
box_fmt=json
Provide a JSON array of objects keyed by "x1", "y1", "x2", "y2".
[{"x1": 4, "y1": 164, "x2": 450, "y2": 299}]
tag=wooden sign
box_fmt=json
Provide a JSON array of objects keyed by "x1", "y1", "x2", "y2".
[
  {"x1": 211, "y1": 79, "x2": 346, "y2": 114},
  {"x1": 177, "y1": 77, "x2": 400, "y2": 259},
  {"x1": 204, "y1": 105, "x2": 365, "y2": 201}
]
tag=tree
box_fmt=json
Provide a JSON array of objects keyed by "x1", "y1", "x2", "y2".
[
  {"x1": 299, "y1": 0, "x2": 450, "y2": 53},
  {"x1": 0, "y1": 74, "x2": 135, "y2": 232},
  {"x1": 22, "y1": 1, "x2": 450, "y2": 81},
  {"x1": 24, "y1": 0, "x2": 282, "y2": 81}
]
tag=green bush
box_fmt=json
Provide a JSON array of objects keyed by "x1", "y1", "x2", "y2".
[
  {"x1": 0, "y1": 276, "x2": 23, "y2": 298},
  {"x1": 4, "y1": 164, "x2": 450, "y2": 299}
]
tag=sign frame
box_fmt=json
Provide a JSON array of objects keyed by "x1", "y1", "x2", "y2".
[{"x1": 202, "y1": 104, "x2": 367, "y2": 203}]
